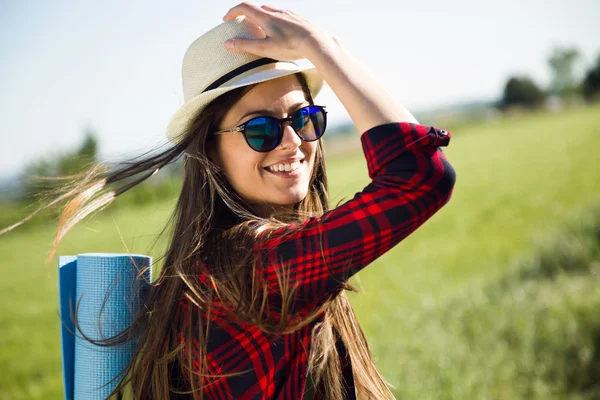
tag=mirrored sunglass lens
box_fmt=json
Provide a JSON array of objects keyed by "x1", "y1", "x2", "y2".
[
  {"x1": 245, "y1": 117, "x2": 280, "y2": 151},
  {"x1": 293, "y1": 106, "x2": 325, "y2": 141}
]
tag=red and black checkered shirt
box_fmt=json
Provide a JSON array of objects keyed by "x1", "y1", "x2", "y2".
[{"x1": 178, "y1": 121, "x2": 455, "y2": 399}]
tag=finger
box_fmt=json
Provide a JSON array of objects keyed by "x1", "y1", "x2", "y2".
[
  {"x1": 245, "y1": 19, "x2": 267, "y2": 38},
  {"x1": 225, "y1": 37, "x2": 269, "y2": 55},
  {"x1": 262, "y1": 6, "x2": 295, "y2": 17},
  {"x1": 260, "y1": 4, "x2": 280, "y2": 12},
  {"x1": 222, "y1": 2, "x2": 269, "y2": 21}
]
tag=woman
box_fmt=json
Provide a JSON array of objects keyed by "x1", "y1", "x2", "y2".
[{"x1": 7, "y1": 3, "x2": 455, "y2": 399}]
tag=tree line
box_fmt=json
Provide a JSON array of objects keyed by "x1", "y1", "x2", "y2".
[
  {"x1": 14, "y1": 126, "x2": 181, "y2": 215},
  {"x1": 501, "y1": 46, "x2": 600, "y2": 110},
  {"x1": 9, "y1": 46, "x2": 600, "y2": 207}
]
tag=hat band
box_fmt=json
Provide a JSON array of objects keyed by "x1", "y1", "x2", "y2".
[{"x1": 202, "y1": 57, "x2": 278, "y2": 93}]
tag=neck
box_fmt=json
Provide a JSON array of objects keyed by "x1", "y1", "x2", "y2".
[{"x1": 253, "y1": 202, "x2": 296, "y2": 221}]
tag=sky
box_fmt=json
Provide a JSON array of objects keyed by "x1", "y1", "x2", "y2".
[{"x1": 0, "y1": 0, "x2": 598, "y2": 177}]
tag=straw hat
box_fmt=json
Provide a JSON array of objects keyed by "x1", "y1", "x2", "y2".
[{"x1": 166, "y1": 15, "x2": 324, "y2": 143}]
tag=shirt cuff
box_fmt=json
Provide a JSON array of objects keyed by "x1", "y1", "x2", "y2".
[{"x1": 360, "y1": 122, "x2": 451, "y2": 179}]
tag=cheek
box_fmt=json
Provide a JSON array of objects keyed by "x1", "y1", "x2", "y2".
[
  {"x1": 217, "y1": 140, "x2": 266, "y2": 195},
  {"x1": 305, "y1": 143, "x2": 319, "y2": 174}
]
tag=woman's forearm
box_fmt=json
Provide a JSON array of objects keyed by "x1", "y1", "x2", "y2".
[{"x1": 303, "y1": 32, "x2": 418, "y2": 134}]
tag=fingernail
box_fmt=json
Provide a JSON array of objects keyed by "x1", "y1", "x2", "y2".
[{"x1": 225, "y1": 40, "x2": 233, "y2": 50}]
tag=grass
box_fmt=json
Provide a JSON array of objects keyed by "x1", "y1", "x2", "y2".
[
  {"x1": 0, "y1": 104, "x2": 599, "y2": 399},
  {"x1": 387, "y1": 208, "x2": 600, "y2": 399}
]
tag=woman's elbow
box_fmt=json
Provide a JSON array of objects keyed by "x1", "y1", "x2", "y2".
[{"x1": 433, "y1": 151, "x2": 457, "y2": 203}]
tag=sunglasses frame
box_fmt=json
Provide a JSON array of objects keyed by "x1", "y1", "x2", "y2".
[{"x1": 213, "y1": 105, "x2": 328, "y2": 152}]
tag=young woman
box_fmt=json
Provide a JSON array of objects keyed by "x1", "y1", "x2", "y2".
[{"x1": 7, "y1": 2, "x2": 456, "y2": 399}]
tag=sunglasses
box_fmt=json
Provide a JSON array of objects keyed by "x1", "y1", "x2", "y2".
[{"x1": 213, "y1": 105, "x2": 327, "y2": 152}]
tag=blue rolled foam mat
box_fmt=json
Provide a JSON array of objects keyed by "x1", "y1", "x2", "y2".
[
  {"x1": 58, "y1": 256, "x2": 77, "y2": 400},
  {"x1": 58, "y1": 253, "x2": 152, "y2": 400}
]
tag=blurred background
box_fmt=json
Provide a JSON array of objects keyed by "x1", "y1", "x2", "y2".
[{"x1": 1, "y1": 0, "x2": 599, "y2": 399}]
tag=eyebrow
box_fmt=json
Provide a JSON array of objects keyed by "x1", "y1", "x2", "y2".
[{"x1": 237, "y1": 101, "x2": 310, "y2": 125}]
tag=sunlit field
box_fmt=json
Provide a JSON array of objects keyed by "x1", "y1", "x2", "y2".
[{"x1": 1, "y1": 104, "x2": 599, "y2": 399}]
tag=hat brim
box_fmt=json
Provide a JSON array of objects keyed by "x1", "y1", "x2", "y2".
[{"x1": 166, "y1": 63, "x2": 324, "y2": 143}]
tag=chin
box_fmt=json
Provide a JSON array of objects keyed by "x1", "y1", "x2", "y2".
[{"x1": 273, "y1": 189, "x2": 308, "y2": 206}]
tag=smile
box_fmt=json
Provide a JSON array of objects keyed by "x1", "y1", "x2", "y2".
[
  {"x1": 264, "y1": 160, "x2": 305, "y2": 178},
  {"x1": 267, "y1": 160, "x2": 302, "y2": 173}
]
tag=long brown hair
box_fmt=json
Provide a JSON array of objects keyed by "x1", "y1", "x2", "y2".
[{"x1": 5, "y1": 72, "x2": 395, "y2": 399}]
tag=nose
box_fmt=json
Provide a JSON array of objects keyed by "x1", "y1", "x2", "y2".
[{"x1": 278, "y1": 121, "x2": 302, "y2": 150}]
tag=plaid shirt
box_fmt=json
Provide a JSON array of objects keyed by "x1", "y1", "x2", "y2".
[{"x1": 178, "y1": 121, "x2": 455, "y2": 399}]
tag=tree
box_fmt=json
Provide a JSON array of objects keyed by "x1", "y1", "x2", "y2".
[
  {"x1": 58, "y1": 128, "x2": 98, "y2": 176},
  {"x1": 501, "y1": 76, "x2": 546, "y2": 109},
  {"x1": 583, "y1": 54, "x2": 600, "y2": 101},
  {"x1": 547, "y1": 46, "x2": 581, "y2": 97},
  {"x1": 21, "y1": 158, "x2": 57, "y2": 199},
  {"x1": 21, "y1": 127, "x2": 100, "y2": 200}
]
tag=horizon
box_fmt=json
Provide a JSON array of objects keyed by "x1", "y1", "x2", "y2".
[{"x1": 1, "y1": 0, "x2": 598, "y2": 177}]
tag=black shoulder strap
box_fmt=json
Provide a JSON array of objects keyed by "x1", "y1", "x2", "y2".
[
  {"x1": 335, "y1": 332, "x2": 357, "y2": 400},
  {"x1": 302, "y1": 368, "x2": 318, "y2": 400},
  {"x1": 302, "y1": 332, "x2": 356, "y2": 400}
]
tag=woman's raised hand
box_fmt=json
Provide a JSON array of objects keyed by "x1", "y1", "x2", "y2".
[
  {"x1": 222, "y1": 2, "x2": 328, "y2": 61},
  {"x1": 224, "y1": 2, "x2": 418, "y2": 132}
]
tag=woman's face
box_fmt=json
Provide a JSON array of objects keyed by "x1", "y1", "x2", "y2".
[{"x1": 213, "y1": 75, "x2": 318, "y2": 214}]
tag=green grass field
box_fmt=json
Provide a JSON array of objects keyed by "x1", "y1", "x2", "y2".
[{"x1": 0, "y1": 104, "x2": 599, "y2": 399}]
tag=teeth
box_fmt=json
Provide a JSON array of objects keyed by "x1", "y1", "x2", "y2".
[{"x1": 268, "y1": 161, "x2": 302, "y2": 173}]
